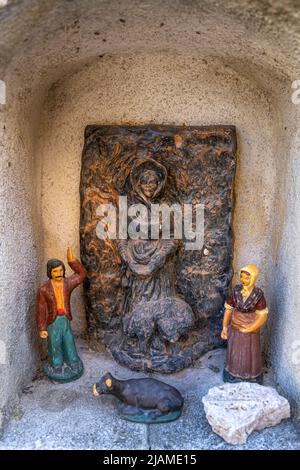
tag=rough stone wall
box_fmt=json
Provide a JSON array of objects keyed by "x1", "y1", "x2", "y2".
[
  {"x1": 0, "y1": 0, "x2": 300, "y2": 429},
  {"x1": 270, "y1": 103, "x2": 300, "y2": 418},
  {"x1": 0, "y1": 77, "x2": 42, "y2": 430}
]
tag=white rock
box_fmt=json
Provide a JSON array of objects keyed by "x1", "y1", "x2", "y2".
[{"x1": 202, "y1": 382, "x2": 291, "y2": 445}]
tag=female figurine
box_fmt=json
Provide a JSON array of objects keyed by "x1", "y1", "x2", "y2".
[
  {"x1": 221, "y1": 264, "x2": 268, "y2": 384},
  {"x1": 36, "y1": 247, "x2": 87, "y2": 382}
]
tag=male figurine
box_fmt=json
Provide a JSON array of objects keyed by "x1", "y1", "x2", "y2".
[{"x1": 36, "y1": 247, "x2": 87, "y2": 382}]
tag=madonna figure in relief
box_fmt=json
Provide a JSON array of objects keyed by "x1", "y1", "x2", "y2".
[{"x1": 117, "y1": 158, "x2": 194, "y2": 363}]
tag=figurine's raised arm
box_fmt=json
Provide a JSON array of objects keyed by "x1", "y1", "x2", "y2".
[
  {"x1": 67, "y1": 247, "x2": 75, "y2": 263},
  {"x1": 66, "y1": 247, "x2": 87, "y2": 292}
]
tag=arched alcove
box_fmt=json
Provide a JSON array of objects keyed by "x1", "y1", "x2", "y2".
[{"x1": 1, "y1": 0, "x2": 300, "y2": 431}]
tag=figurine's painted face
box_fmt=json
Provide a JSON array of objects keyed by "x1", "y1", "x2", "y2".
[
  {"x1": 240, "y1": 270, "x2": 252, "y2": 287},
  {"x1": 139, "y1": 170, "x2": 160, "y2": 199},
  {"x1": 51, "y1": 265, "x2": 64, "y2": 281},
  {"x1": 240, "y1": 264, "x2": 259, "y2": 288}
]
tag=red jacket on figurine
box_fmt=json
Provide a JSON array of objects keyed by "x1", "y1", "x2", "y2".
[{"x1": 36, "y1": 258, "x2": 87, "y2": 332}]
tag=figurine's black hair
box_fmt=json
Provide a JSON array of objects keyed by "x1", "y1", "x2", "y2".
[{"x1": 47, "y1": 259, "x2": 66, "y2": 279}]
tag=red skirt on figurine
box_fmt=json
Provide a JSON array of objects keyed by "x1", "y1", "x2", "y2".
[{"x1": 225, "y1": 310, "x2": 262, "y2": 380}]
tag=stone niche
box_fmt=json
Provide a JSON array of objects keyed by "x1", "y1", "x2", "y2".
[
  {"x1": 80, "y1": 125, "x2": 236, "y2": 372},
  {"x1": 2, "y1": 0, "x2": 300, "y2": 436}
]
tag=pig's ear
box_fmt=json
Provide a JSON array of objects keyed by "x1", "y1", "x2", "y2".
[{"x1": 105, "y1": 378, "x2": 113, "y2": 388}]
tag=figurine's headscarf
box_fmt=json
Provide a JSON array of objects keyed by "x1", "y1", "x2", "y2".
[
  {"x1": 240, "y1": 264, "x2": 259, "y2": 285},
  {"x1": 130, "y1": 158, "x2": 167, "y2": 205}
]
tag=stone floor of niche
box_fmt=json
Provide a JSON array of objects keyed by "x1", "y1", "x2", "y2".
[{"x1": 0, "y1": 340, "x2": 299, "y2": 450}]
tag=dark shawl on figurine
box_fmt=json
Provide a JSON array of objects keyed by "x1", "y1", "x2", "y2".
[{"x1": 226, "y1": 285, "x2": 267, "y2": 313}]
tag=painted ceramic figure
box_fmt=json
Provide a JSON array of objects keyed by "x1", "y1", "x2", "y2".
[
  {"x1": 36, "y1": 248, "x2": 87, "y2": 382},
  {"x1": 221, "y1": 264, "x2": 268, "y2": 384},
  {"x1": 93, "y1": 372, "x2": 184, "y2": 423}
]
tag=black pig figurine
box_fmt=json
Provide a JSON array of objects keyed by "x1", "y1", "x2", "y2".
[{"x1": 93, "y1": 372, "x2": 184, "y2": 423}]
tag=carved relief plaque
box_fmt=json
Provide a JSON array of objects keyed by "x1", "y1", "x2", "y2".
[{"x1": 80, "y1": 125, "x2": 236, "y2": 373}]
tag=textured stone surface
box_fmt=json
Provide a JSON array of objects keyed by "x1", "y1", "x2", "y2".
[
  {"x1": 80, "y1": 125, "x2": 236, "y2": 372},
  {"x1": 0, "y1": 341, "x2": 148, "y2": 450},
  {"x1": 1, "y1": 0, "x2": 300, "y2": 431},
  {"x1": 202, "y1": 382, "x2": 291, "y2": 445},
  {"x1": 0, "y1": 344, "x2": 299, "y2": 450},
  {"x1": 148, "y1": 348, "x2": 300, "y2": 451}
]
